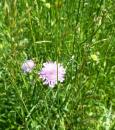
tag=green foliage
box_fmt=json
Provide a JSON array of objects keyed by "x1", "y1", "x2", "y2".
[{"x1": 0, "y1": 0, "x2": 115, "y2": 129}]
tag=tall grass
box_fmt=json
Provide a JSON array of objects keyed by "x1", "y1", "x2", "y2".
[{"x1": 0, "y1": 0, "x2": 115, "y2": 129}]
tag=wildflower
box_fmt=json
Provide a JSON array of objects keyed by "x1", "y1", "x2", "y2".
[
  {"x1": 39, "y1": 61, "x2": 66, "y2": 88},
  {"x1": 22, "y1": 60, "x2": 35, "y2": 73},
  {"x1": 45, "y1": 3, "x2": 51, "y2": 9},
  {"x1": 91, "y1": 54, "x2": 99, "y2": 62}
]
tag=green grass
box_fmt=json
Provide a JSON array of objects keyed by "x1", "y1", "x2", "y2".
[{"x1": 0, "y1": 0, "x2": 115, "y2": 129}]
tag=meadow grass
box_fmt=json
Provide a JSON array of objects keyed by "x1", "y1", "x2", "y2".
[{"x1": 0, "y1": 0, "x2": 115, "y2": 129}]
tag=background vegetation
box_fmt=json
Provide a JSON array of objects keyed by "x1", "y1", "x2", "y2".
[{"x1": 0, "y1": 0, "x2": 115, "y2": 129}]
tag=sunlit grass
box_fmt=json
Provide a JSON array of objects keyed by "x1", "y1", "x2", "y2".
[{"x1": 0, "y1": 0, "x2": 115, "y2": 129}]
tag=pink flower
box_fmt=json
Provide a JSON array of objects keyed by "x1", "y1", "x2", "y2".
[
  {"x1": 39, "y1": 62, "x2": 66, "y2": 88},
  {"x1": 22, "y1": 60, "x2": 35, "y2": 73}
]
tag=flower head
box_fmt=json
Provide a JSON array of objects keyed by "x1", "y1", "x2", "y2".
[
  {"x1": 39, "y1": 61, "x2": 66, "y2": 88},
  {"x1": 45, "y1": 3, "x2": 51, "y2": 9},
  {"x1": 22, "y1": 60, "x2": 35, "y2": 73},
  {"x1": 91, "y1": 54, "x2": 98, "y2": 61}
]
